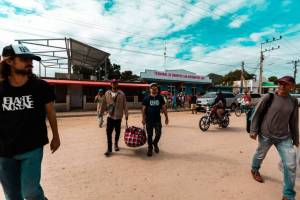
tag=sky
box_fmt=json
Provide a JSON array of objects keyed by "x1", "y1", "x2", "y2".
[{"x1": 0, "y1": 0, "x2": 300, "y2": 81}]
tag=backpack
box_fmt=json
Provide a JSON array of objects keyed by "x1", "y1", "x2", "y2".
[{"x1": 246, "y1": 93, "x2": 274, "y2": 133}]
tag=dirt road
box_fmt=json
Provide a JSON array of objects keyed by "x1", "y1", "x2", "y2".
[{"x1": 1, "y1": 112, "x2": 299, "y2": 200}]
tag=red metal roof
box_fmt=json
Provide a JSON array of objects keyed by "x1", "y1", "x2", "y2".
[{"x1": 43, "y1": 79, "x2": 149, "y2": 88}]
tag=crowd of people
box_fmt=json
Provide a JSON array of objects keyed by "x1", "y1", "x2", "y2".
[{"x1": 0, "y1": 44, "x2": 299, "y2": 200}]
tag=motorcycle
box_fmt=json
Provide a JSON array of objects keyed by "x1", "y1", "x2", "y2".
[{"x1": 199, "y1": 104, "x2": 230, "y2": 131}]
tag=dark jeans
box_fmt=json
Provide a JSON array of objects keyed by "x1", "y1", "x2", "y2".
[
  {"x1": 106, "y1": 117, "x2": 122, "y2": 151},
  {"x1": 146, "y1": 122, "x2": 162, "y2": 150},
  {"x1": 0, "y1": 148, "x2": 46, "y2": 200}
]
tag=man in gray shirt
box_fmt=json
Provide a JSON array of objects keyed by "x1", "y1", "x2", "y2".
[{"x1": 250, "y1": 76, "x2": 299, "y2": 200}]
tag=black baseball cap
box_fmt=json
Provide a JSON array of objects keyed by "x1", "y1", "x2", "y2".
[{"x1": 2, "y1": 44, "x2": 41, "y2": 61}]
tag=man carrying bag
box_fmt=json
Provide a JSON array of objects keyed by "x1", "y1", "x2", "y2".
[{"x1": 100, "y1": 79, "x2": 128, "y2": 157}]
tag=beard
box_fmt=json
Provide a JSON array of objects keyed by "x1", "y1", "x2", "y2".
[{"x1": 14, "y1": 65, "x2": 33, "y2": 75}]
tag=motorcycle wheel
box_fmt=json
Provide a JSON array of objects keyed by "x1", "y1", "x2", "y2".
[
  {"x1": 199, "y1": 116, "x2": 210, "y2": 131},
  {"x1": 234, "y1": 107, "x2": 242, "y2": 117},
  {"x1": 221, "y1": 115, "x2": 230, "y2": 128}
]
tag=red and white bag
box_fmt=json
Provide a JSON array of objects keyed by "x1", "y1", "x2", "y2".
[{"x1": 124, "y1": 124, "x2": 147, "y2": 147}]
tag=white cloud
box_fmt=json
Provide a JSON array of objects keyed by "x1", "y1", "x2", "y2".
[
  {"x1": 229, "y1": 15, "x2": 249, "y2": 28},
  {"x1": 0, "y1": 0, "x2": 299, "y2": 80},
  {"x1": 249, "y1": 29, "x2": 276, "y2": 42}
]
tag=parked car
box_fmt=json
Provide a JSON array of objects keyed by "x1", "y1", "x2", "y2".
[
  {"x1": 291, "y1": 93, "x2": 300, "y2": 106},
  {"x1": 234, "y1": 93, "x2": 262, "y2": 106},
  {"x1": 196, "y1": 92, "x2": 236, "y2": 110}
]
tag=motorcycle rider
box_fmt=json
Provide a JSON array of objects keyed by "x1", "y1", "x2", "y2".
[{"x1": 213, "y1": 91, "x2": 226, "y2": 121}]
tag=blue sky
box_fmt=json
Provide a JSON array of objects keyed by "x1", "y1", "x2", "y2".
[{"x1": 0, "y1": 0, "x2": 300, "y2": 81}]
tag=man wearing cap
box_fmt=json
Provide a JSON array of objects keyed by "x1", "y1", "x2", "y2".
[
  {"x1": 95, "y1": 88, "x2": 105, "y2": 127},
  {"x1": 142, "y1": 83, "x2": 169, "y2": 157},
  {"x1": 250, "y1": 76, "x2": 299, "y2": 200},
  {"x1": 100, "y1": 79, "x2": 128, "y2": 156},
  {"x1": 0, "y1": 44, "x2": 60, "y2": 199}
]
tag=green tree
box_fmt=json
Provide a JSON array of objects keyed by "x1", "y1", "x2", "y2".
[
  {"x1": 268, "y1": 76, "x2": 278, "y2": 82},
  {"x1": 121, "y1": 70, "x2": 139, "y2": 81},
  {"x1": 222, "y1": 70, "x2": 255, "y2": 86},
  {"x1": 207, "y1": 73, "x2": 223, "y2": 85}
]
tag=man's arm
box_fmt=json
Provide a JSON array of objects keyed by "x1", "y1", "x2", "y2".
[
  {"x1": 45, "y1": 102, "x2": 60, "y2": 153},
  {"x1": 162, "y1": 104, "x2": 169, "y2": 125},
  {"x1": 142, "y1": 105, "x2": 146, "y2": 125},
  {"x1": 123, "y1": 94, "x2": 129, "y2": 120},
  {"x1": 290, "y1": 99, "x2": 299, "y2": 147},
  {"x1": 99, "y1": 93, "x2": 107, "y2": 116},
  {"x1": 249, "y1": 94, "x2": 269, "y2": 139}
]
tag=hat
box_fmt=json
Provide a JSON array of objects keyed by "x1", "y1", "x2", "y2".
[
  {"x1": 98, "y1": 88, "x2": 103, "y2": 93},
  {"x1": 2, "y1": 44, "x2": 41, "y2": 61},
  {"x1": 277, "y1": 76, "x2": 295, "y2": 85},
  {"x1": 150, "y1": 83, "x2": 158, "y2": 88},
  {"x1": 111, "y1": 79, "x2": 118, "y2": 83}
]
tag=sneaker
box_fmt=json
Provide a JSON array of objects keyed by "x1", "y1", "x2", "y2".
[
  {"x1": 104, "y1": 150, "x2": 112, "y2": 157},
  {"x1": 114, "y1": 144, "x2": 120, "y2": 152},
  {"x1": 282, "y1": 197, "x2": 290, "y2": 200},
  {"x1": 147, "y1": 149, "x2": 153, "y2": 157},
  {"x1": 153, "y1": 144, "x2": 159, "y2": 153},
  {"x1": 251, "y1": 170, "x2": 264, "y2": 183}
]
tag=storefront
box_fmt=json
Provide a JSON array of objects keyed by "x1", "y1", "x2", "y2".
[
  {"x1": 140, "y1": 69, "x2": 212, "y2": 95},
  {"x1": 44, "y1": 79, "x2": 149, "y2": 112}
]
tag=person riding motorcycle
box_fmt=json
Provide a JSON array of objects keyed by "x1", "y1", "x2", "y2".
[{"x1": 213, "y1": 91, "x2": 226, "y2": 121}]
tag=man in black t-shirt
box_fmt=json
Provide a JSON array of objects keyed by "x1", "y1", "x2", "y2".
[
  {"x1": 142, "y1": 83, "x2": 169, "y2": 157},
  {"x1": 0, "y1": 44, "x2": 60, "y2": 200}
]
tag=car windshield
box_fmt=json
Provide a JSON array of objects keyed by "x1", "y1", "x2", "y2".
[{"x1": 202, "y1": 93, "x2": 216, "y2": 98}]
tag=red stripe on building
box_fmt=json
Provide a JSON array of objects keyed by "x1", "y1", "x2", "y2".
[{"x1": 43, "y1": 79, "x2": 149, "y2": 88}]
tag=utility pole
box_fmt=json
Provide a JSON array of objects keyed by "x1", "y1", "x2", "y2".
[
  {"x1": 258, "y1": 36, "x2": 282, "y2": 94},
  {"x1": 287, "y1": 60, "x2": 300, "y2": 83},
  {"x1": 164, "y1": 41, "x2": 167, "y2": 71},
  {"x1": 240, "y1": 61, "x2": 245, "y2": 93}
]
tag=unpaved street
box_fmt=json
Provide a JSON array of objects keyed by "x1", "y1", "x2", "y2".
[{"x1": 1, "y1": 112, "x2": 299, "y2": 200}]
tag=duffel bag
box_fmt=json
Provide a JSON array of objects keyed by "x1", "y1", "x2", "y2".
[{"x1": 124, "y1": 125, "x2": 147, "y2": 147}]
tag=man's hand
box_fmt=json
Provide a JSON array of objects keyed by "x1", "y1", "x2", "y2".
[
  {"x1": 165, "y1": 118, "x2": 169, "y2": 125},
  {"x1": 250, "y1": 133, "x2": 258, "y2": 140},
  {"x1": 50, "y1": 136, "x2": 60, "y2": 153}
]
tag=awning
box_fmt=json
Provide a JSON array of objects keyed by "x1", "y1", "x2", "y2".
[
  {"x1": 43, "y1": 79, "x2": 149, "y2": 88},
  {"x1": 70, "y1": 38, "x2": 110, "y2": 70},
  {"x1": 262, "y1": 82, "x2": 278, "y2": 88}
]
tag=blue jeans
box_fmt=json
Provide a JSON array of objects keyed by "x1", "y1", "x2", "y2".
[
  {"x1": 252, "y1": 135, "x2": 297, "y2": 200},
  {"x1": 0, "y1": 148, "x2": 46, "y2": 200}
]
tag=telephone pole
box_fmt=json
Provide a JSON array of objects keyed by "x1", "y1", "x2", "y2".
[
  {"x1": 288, "y1": 59, "x2": 300, "y2": 84},
  {"x1": 164, "y1": 41, "x2": 167, "y2": 71},
  {"x1": 240, "y1": 61, "x2": 245, "y2": 93},
  {"x1": 258, "y1": 36, "x2": 282, "y2": 94}
]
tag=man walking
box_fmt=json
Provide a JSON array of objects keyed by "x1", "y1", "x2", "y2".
[
  {"x1": 0, "y1": 44, "x2": 60, "y2": 200},
  {"x1": 191, "y1": 94, "x2": 197, "y2": 114},
  {"x1": 95, "y1": 88, "x2": 105, "y2": 127},
  {"x1": 100, "y1": 79, "x2": 128, "y2": 156},
  {"x1": 250, "y1": 76, "x2": 299, "y2": 200},
  {"x1": 142, "y1": 83, "x2": 169, "y2": 157}
]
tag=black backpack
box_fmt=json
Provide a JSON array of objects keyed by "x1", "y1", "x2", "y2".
[{"x1": 246, "y1": 93, "x2": 274, "y2": 133}]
